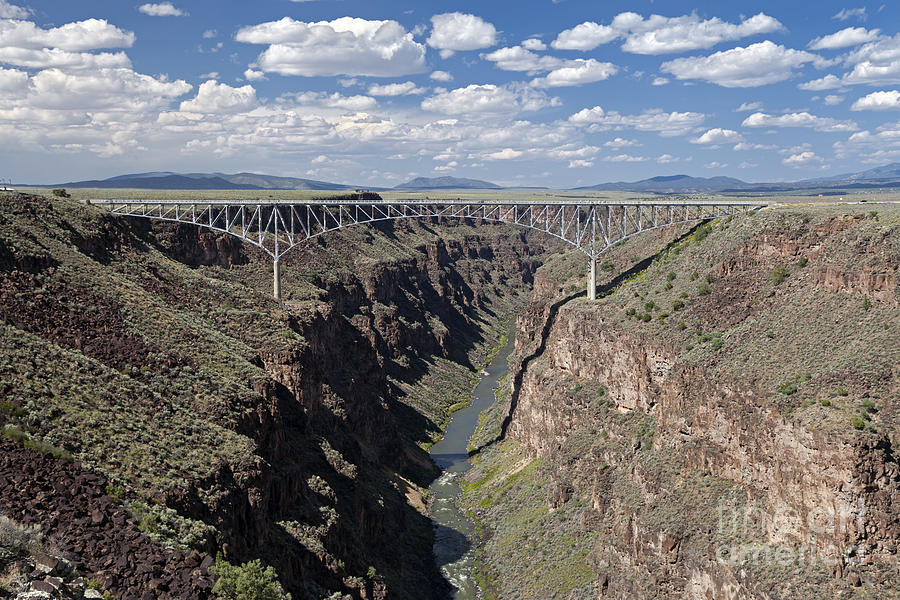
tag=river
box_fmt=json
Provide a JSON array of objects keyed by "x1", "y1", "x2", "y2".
[{"x1": 428, "y1": 332, "x2": 515, "y2": 599}]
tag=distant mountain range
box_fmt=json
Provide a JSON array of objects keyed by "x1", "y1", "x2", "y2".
[
  {"x1": 575, "y1": 174, "x2": 746, "y2": 194},
  {"x1": 40, "y1": 163, "x2": 900, "y2": 194},
  {"x1": 59, "y1": 171, "x2": 361, "y2": 191},
  {"x1": 53, "y1": 172, "x2": 504, "y2": 192},
  {"x1": 393, "y1": 176, "x2": 501, "y2": 190}
]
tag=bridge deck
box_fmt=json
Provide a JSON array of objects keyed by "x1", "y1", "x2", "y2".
[{"x1": 89, "y1": 198, "x2": 769, "y2": 207}]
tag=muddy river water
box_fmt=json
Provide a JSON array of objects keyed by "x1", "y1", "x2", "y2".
[{"x1": 428, "y1": 333, "x2": 514, "y2": 599}]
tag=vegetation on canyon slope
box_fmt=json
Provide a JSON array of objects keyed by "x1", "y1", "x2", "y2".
[
  {"x1": 463, "y1": 204, "x2": 899, "y2": 599},
  {"x1": 0, "y1": 192, "x2": 552, "y2": 598}
]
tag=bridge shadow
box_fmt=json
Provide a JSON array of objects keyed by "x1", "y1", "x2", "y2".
[{"x1": 470, "y1": 220, "x2": 709, "y2": 456}]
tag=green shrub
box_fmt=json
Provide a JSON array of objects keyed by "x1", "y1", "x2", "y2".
[
  {"x1": 777, "y1": 381, "x2": 798, "y2": 395},
  {"x1": 0, "y1": 516, "x2": 43, "y2": 558},
  {"x1": 2, "y1": 425, "x2": 72, "y2": 461},
  {"x1": 770, "y1": 265, "x2": 789, "y2": 285},
  {"x1": 694, "y1": 223, "x2": 713, "y2": 242},
  {"x1": 689, "y1": 271, "x2": 698, "y2": 281},
  {"x1": 304, "y1": 268, "x2": 322, "y2": 286},
  {"x1": 835, "y1": 386, "x2": 849, "y2": 397},
  {"x1": 625, "y1": 307, "x2": 636, "y2": 317},
  {"x1": 851, "y1": 415, "x2": 866, "y2": 430},
  {"x1": 677, "y1": 321, "x2": 687, "y2": 330},
  {"x1": 644, "y1": 301, "x2": 657, "y2": 312},
  {"x1": 797, "y1": 257, "x2": 808, "y2": 268},
  {"x1": 657, "y1": 312, "x2": 669, "y2": 321},
  {"x1": 211, "y1": 554, "x2": 286, "y2": 600},
  {"x1": 697, "y1": 282, "x2": 711, "y2": 295},
  {"x1": 862, "y1": 297, "x2": 872, "y2": 311},
  {"x1": 639, "y1": 313, "x2": 651, "y2": 322},
  {"x1": 667, "y1": 272, "x2": 676, "y2": 281},
  {"x1": 710, "y1": 337, "x2": 723, "y2": 351},
  {"x1": 599, "y1": 259, "x2": 614, "y2": 272},
  {"x1": 664, "y1": 282, "x2": 673, "y2": 291},
  {"x1": 705, "y1": 273, "x2": 715, "y2": 284},
  {"x1": 820, "y1": 398, "x2": 831, "y2": 407},
  {"x1": 862, "y1": 399, "x2": 877, "y2": 413},
  {"x1": 672, "y1": 299, "x2": 685, "y2": 311},
  {"x1": 0, "y1": 401, "x2": 26, "y2": 418},
  {"x1": 51, "y1": 188, "x2": 70, "y2": 198}
]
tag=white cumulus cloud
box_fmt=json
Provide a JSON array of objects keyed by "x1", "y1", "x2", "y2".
[
  {"x1": 552, "y1": 21, "x2": 619, "y2": 51},
  {"x1": 292, "y1": 91, "x2": 378, "y2": 111},
  {"x1": 0, "y1": 46, "x2": 131, "y2": 70},
  {"x1": 0, "y1": 1, "x2": 28, "y2": 19},
  {"x1": 808, "y1": 27, "x2": 880, "y2": 50},
  {"x1": 421, "y1": 83, "x2": 557, "y2": 116},
  {"x1": 851, "y1": 90, "x2": 900, "y2": 110},
  {"x1": 550, "y1": 12, "x2": 782, "y2": 55},
  {"x1": 570, "y1": 106, "x2": 705, "y2": 137},
  {"x1": 427, "y1": 13, "x2": 497, "y2": 58},
  {"x1": 482, "y1": 46, "x2": 564, "y2": 73},
  {"x1": 138, "y1": 3, "x2": 186, "y2": 17},
  {"x1": 531, "y1": 59, "x2": 618, "y2": 87},
  {"x1": 0, "y1": 65, "x2": 28, "y2": 92},
  {"x1": 742, "y1": 111, "x2": 858, "y2": 132},
  {"x1": 800, "y1": 34, "x2": 900, "y2": 88},
  {"x1": 691, "y1": 128, "x2": 744, "y2": 144},
  {"x1": 568, "y1": 159, "x2": 593, "y2": 168},
  {"x1": 617, "y1": 12, "x2": 783, "y2": 55},
  {"x1": 783, "y1": 151, "x2": 824, "y2": 166},
  {"x1": 521, "y1": 38, "x2": 546, "y2": 51},
  {"x1": 0, "y1": 19, "x2": 135, "y2": 52},
  {"x1": 368, "y1": 81, "x2": 426, "y2": 96},
  {"x1": 30, "y1": 67, "x2": 191, "y2": 111},
  {"x1": 237, "y1": 17, "x2": 426, "y2": 77},
  {"x1": 179, "y1": 80, "x2": 257, "y2": 114},
  {"x1": 604, "y1": 137, "x2": 640, "y2": 148},
  {"x1": 661, "y1": 41, "x2": 822, "y2": 88},
  {"x1": 485, "y1": 148, "x2": 523, "y2": 160},
  {"x1": 429, "y1": 70, "x2": 453, "y2": 81}
]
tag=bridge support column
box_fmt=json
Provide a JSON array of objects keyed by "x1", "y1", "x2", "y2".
[
  {"x1": 273, "y1": 258, "x2": 281, "y2": 300},
  {"x1": 587, "y1": 256, "x2": 596, "y2": 301}
]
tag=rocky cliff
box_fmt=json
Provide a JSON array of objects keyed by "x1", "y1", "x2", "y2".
[
  {"x1": 464, "y1": 204, "x2": 900, "y2": 599},
  {"x1": 0, "y1": 193, "x2": 555, "y2": 599}
]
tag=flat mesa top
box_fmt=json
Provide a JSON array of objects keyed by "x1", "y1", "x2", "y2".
[{"x1": 89, "y1": 198, "x2": 770, "y2": 207}]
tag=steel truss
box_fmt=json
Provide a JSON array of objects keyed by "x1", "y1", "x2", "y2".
[{"x1": 92, "y1": 199, "x2": 766, "y2": 299}]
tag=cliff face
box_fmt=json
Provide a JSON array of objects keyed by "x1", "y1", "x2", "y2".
[
  {"x1": 0, "y1": 193, "x2": 554, "y2": 599},
  {"x1": 465, "y1": 205, "x2": 900, "y2": 599}
]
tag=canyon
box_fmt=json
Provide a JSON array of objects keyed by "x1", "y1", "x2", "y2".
[{"x1": 1, "y1": 193, "x2": 898, "y2": 599}]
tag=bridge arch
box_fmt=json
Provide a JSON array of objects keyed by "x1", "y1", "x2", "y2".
[{"x1": 92, "y1": 199, "x2": 765, "y2": 299}]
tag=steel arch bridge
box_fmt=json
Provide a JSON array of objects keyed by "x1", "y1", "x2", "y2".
[{"x1": 91, "y1": 198, "x2": 768, "y2": 300}]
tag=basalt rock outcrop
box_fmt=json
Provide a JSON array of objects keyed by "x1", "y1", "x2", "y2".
[
  {"x1": 466, "y1": 205, "x2": 900, "y2": 599},
  {"x1": 0, "y1": 193, "x2": 555, "y2": 599}
]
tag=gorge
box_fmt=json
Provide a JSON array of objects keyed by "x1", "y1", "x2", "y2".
[{"x1": 0, "y1": 193, "x2": 898, "y2": 599}]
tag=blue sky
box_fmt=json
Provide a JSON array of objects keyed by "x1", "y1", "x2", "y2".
[{"x1": 2, "y1": 0, "x2": 900, "y2": 187}]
